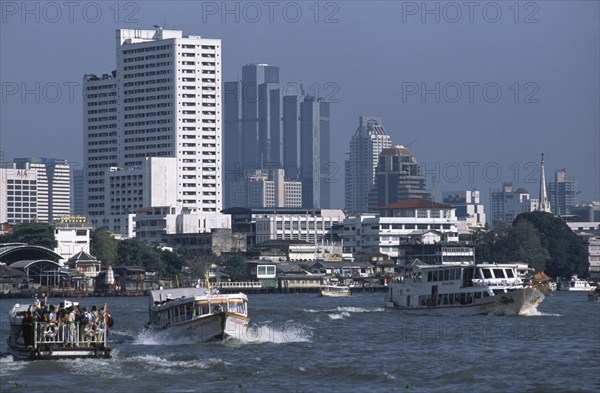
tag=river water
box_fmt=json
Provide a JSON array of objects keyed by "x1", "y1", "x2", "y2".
[{"x1": 1, "y1": 291, "x2": 598, "y2": 392}]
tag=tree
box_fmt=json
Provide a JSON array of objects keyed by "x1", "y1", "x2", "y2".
[
  {"x1": 224, "y1": 252, "x2": 247, "y2": 281},
  {"x1": 514, "y1": 212, "x2": 588, "y2": 278},
  {"x1": 510, "y1": 220, "x2": 550, "y2": 273},
  {"x1": 7, "y1": 222, "x2": 57, "y2": 249},
  {"x1": 90, "y1": 228, "x2": 117, "y2": 266}
]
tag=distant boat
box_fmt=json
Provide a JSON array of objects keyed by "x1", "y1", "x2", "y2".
[
  {"x1": 7, "y1": 299, "x2": 113, "y2": 360},
  {"x1": 385, "y1": 262, "x2": 545, "y2": 316},
  {"x1": 320, "y1": 284, "x2": 351, "y2": 297},
  {"x1": 563, "y1": 276, "x2": 597, "y2": 292},
  {"x1": 147, "y1": 287, "x2": 249, "y2": 341}
]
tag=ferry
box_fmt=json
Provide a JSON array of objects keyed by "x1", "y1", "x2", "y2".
[
  {"x1": 7, "y1": 300, "x2": 112, "y2": 360},
  {"x1": 385, "y1": 261, "x2": 545, "y2": 316},
  {"x1": 562, "y1": 275, "x2": 597, "y2": 292},
  {"x1": 147, "y1": 287, "x2": 249, "y2": 341},
  {"x1": 320, "y1": 284, "x2": 351, "y2": 297}
]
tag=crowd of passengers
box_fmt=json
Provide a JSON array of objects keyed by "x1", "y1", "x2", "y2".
[{"x1": 20, "y1": 300, "x2": 112, "y2": 348}]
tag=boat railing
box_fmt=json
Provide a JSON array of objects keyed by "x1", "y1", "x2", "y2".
[
  {"x1": 217, "y1": 281, "x2": 262, "y2": 289},
  {"x1": 472, "y1": 278, "x2": 521, "y2": 287},
  {"x1": 29, "y1": 320, "x2": 108, "y2": 350}
]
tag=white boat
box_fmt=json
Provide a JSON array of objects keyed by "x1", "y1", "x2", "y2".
[
  {"x1": 563, "y1": 275, "x2": 597, "y2": 292},
  {"x1": 320, "y1": 284, "x2": 351, "y2": 297},
  {"x1": 385, "y1": 261, "x2": 545, "y2": 316},
  {"x1": 147, "y1": 287, "x2": 249, "y2": 341},
  {"x1": 7, "y1": 300, "x2": 112, "y2": 360}
]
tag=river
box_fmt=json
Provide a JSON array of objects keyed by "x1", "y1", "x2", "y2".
[{"x1": 1, "y1": 291, "x2": 599, "y2": 392}]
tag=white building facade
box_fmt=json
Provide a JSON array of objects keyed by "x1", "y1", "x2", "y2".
[
  {"x1": 53, "y1": 216, "x2": 92, "y2": 263},
  {"x1": 341, "y1": 199, "x2": 459, "y2": 260},
  {"x1": 0, "y1": 166, "x2": 38, "y2": 224},
  {"x1": 84, "y1": 28, "x2": 222, "y2": 235}
]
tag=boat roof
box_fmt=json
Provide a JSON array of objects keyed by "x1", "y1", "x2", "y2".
[{"x1": 148, "y1": 287, "x2": 248, "y2": 305}]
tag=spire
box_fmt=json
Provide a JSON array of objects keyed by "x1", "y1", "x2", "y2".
[{"x1": 538, "y1": 153, "x2": 551, "y2": 213}]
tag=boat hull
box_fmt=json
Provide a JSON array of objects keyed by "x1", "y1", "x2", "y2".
[
  {"x1": 386, "y1": 287, "x2": 545, "y2": 316},
  {"x1": 320, "y1": 291, "x2": 351, "y2": 297},
  {"x1": 8, "y1": 341, "x2": 111, "y2": 361}
]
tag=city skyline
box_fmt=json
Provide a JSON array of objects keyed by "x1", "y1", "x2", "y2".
[{"x1": 1, "y1": 2, "x2": 598, "y2": 209}]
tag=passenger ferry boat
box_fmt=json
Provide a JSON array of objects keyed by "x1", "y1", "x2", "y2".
[
  {"x1": 147, "y1": 287, "x2": 249, "y2": 341},
  {"x1": 320, "y1": 284, "x2": 351, "y2": 297},
  {"x1": 385, "y1": 261, "x2": 545, "y2": 316},
  {"x1": 7, "y1": 300, "x2": 112, "y2": 360}
]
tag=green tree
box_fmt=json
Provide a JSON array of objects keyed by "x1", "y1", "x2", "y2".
[
  {"x1": 510, "y1": 220, "x2": 550, "y2": 273},
  {"x1": 90, "y1": 228, "x2": 117, "y2": 266},
  {"x1": 225, "y1": 252, "x2": 247, "y2": 281},
  {"x1": 8, "y1": 222, "x2": 57, "y2": 249},
  {"x1": 514, "y1": 212, "x2": 588, "y2": 278}
]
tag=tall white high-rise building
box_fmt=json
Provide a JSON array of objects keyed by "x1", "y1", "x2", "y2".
[
  {"x1": 344, "y1": 117, "x2": 391, "y2": 216},
  {"x1": 83, "y1": 28, "x2": 222, "y2": 234}
]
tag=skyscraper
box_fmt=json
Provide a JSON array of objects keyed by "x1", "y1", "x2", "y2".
[
  {"x1": 367, "y1": 145, "x2": 430, "y2": 211},
  {"x1": 344, "y1": 117, "x2": 391, "y2": 216},
  {"x1": 300, "y1": 96, "x2": 330, "y2": 209},
  {"x1": 490, "y1": 183, "x2": 537, "y2": 226},
  {"x1": 224, "y1": 64, "x2": 331, "y2": 209},
  {"x1": 13, "y1": 157, "x2": 71, "y2": 222},
  {"x1": 83, "y1": 28, "x2": 222, "y2": 233},
  {"x1": 224, "y1": 64, "x2": 282, "y2": 208},
  {"x1": 547, "y1": 169, "x2": 577, "y2": 216}
]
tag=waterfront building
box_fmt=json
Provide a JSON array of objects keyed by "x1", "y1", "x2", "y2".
[
  {"x1": 222, "y1": 207, "x2": 345, "y2": 248},
  {"x1": 367, "y1": 145, "x2": 430, "y2": 211},
  {"x1": 53, "y1": 215, "x2": 92, "y2": 263},
  {"x1": 341, "y1": 199, "x2": 458, "y2": 261},
  {"x1": 570, "y1": 202, "x2": 600, "y2": 222},
  {"x1": 344, "y1": 116, "x2": 392, "y2": 216},
  {"x1": 84, "y1": 28, "x2": 222, "y2": 233},
  {"x1": 547, "y1": 169, "x2": 578, "y2": 216}
]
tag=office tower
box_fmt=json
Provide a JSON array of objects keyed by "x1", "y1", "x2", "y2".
[
  {"x1": 13, "y1": 157, "x2": 71, "y2": 222},
  {"x1": 0, "y1": 166, "x2": 38, "y2": 224},
  {"x1": 442, "y1": 189, "x2": 486, "y2": 229},
  {"x1": 547, "y1": 169, "x2": 578, "y2": 216},
  {"x1": 300, "y1": 96, "x2": 330, "y2": 209},
  {"x1": 344, "y1": 117, "x2": 391, "y2": 216},
  {"x1": 489, "y1": 183, "x2": 537, "y2": 225},
  {"x1": 223, "y1": 64, "x2": 282, "y2": 208},
  {"x1": 83, "y1": 28, "x2": 222, "y2": 233},
  {"x1": 367, "y1": 145, "x2": 430, "y2": 211},
  {"x1": 71, "y1": 169, "x2": 85, "y2": 215},
  {"x1": 231, "y1": 168, "x2": 302, "y2": 208},
  {"x1": 224, "y1": 64, "x2": 331, "y2": 209}
]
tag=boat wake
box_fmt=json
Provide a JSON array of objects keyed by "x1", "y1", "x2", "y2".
[
  {"x1": 328, "y1": 311, "x2": 351, "y2": 320},
  {"x1": 122, "y1": 354, "x2": 230, "y2": 372},
  {"x1": 304, "y1": 306, "x2": 385, "y2": 314},
  {"x1": 519, "y1": 307, "x2": 560, "y2": 317},
  {"x1": 134, "y1": 329, "x2": 199, "y2": 346}
]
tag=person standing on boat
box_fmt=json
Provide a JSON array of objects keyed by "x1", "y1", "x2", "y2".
[
  {"x1": 56, "y1": 303, "x2": 68, "y2": 344},
  {"x1": 66, "y1": 306, "x2": 77, "y2": 347},
  {"x1": 23, "y1": 309, "x2": 35, "y2": 348}
]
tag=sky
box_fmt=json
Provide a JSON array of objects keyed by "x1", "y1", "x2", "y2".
[{"x1": 1, "y1": 0, "x2": 599, "y2": 209}]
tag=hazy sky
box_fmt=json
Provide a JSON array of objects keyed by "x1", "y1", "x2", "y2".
[{"x1": 1, "y1": 1, "x2": 599, "y2": 209}]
